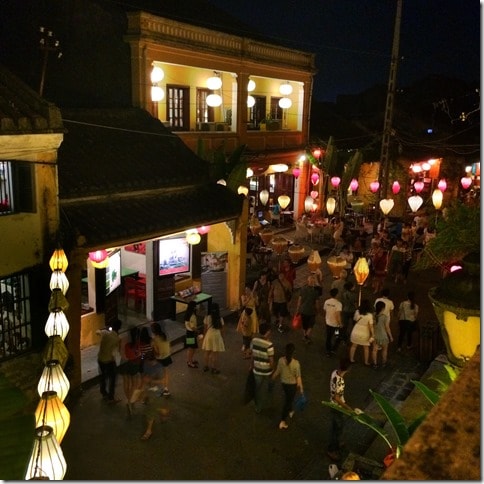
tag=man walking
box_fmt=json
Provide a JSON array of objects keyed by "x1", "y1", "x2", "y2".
[
  {"x1": 97, "y1": 318, "x2": 122, "y2": 404},
  {"x1": 374, "y1": 288, "x2": 395, "y2": 321},
  {"x1": 327, "y1": 358, "x2": 354, "y2": 461},
  {"x1": 323, "y1": 288, "x2": 343, "y2": 357},
  {"x1": 250, "y1": 322, "x2": 275, "y2": 413},
  {"x1": 295, "y1": 274, "x2": 321, "y2": 344}
]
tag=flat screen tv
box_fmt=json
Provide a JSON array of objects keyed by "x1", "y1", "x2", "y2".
[
  {"x1": 106, "y1": 249, "x2": 121, "y2": 295},
  {"x1": 158, "y1": 237, "x2": 190, "y2": 276}
]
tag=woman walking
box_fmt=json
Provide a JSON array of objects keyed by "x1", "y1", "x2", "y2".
[
  {"x1": 349, "y1": 299, "x2": 375, "y2": 366},
  {"x1": 271, "y1": 343, "x2": 303, "y2": 430},
  {"x1": 184, "y1": 300, "x2": 200, "y2": 368},
  {"x1": 397, "y1": 291, "x2": 419, "y2": 351},
  {"x1": 372, "y1": 300, "x2": 393, "y2": 368},
  {"x1": 237, "y1": 306, "x2": 255, "y2": 359},
  {"x1": 202, "y1": 303, "x2": 226, "y2": 374},
  {"x1": 151, "y1": 322, "x2": 172, "y2": 396},
  {"x1": 120, "y1": 327, "x2": 141, "y2": 417}
]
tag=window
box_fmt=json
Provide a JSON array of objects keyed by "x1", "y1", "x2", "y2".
[
  {"x1": 0, "y1": 160, "x2": 35, "y2": 216},
  {"x1": 269, "y1": 97, "x2": 283, "y2": 120},
  {"x1": 196, "y1": 88, "x2": 214, "y2": 124},
  {"x1": 249, "y1": 95, "x2": 266, "y2": 127},
  {"x1": 166, "y1": 85, "x2": 190, "y2": 130},
  {"x1": 0, "y1": 272, "x2": 32, "y2": 359}
]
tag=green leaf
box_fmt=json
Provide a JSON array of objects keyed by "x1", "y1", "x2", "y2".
[
  {"x1": 370, "y1": 390, "x2": 410, "y2": 446},
  {"x1": 412, "y1": 380, "x2": 440, "y2": 406}
]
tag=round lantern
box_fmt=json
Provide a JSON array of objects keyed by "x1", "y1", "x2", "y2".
[
  {"x1": 379, "y1": 198, "x2": 394, "y2": 215},
  {"x1": 186, "y1": 230, "x2": 201, "y2": 245},
  {"x1": 206, "y1": 94, "x2": 222, "y2": 107},
  {"x1": 327, "y1": 256, "x2": 347, "y2": 279},
  {"x1": 349, "y1": 178, "x2": 359, "y2": 192},
  {"x1": 461, "y1": 177, "x2": 472, "y2": 189},
  {"x1": 35, "y1": 391, "x2": 70, "y2": 444},
  {"x1": 278, "y1": 195, "x2": 291, "y2": 210},
  {"x1": 310, "y1": 190, "x2": 318, "y2": 199},
  {"x1": 259, "y1": 189, "x2": 269, "y2": 206},
  {"x1": 413, "y1": 180, "x2": 424, "y2": 193},
  {"x1": 247, "y1": 95, "x2": 255, "y2": 108},
  {"x1": 150, "y1": 66, "x2": 164, "y2": 83},
  {"x1": 279, "y1": 81, "x2": 293, "y2": 95},
  {"x1": 307, "y1": 250, "x2": 322, "y2": 272},
  {"x1": 392, "y1": 181, "x2": 401, "y2": 194},
  {"x1": 422, "y1": 162, "x2": 431, "y2": 171},
  {"x1": 89, "y1": 249, "x2": 108, "y2": 264},
  {"x1": 247, "y1": 79, "x2": 256, "y2": 92},
  {"x1": 432, "y1": 189, "x2": 443, "y2": 210},
  {"x1": 197, "y1": 225, "x2": 210, "y2": 235},
  {"x1": 437, "y1": 179, "x2": 447, "y2": 192},
  {"x1": 330, "y1": 176, "x2": 341, "y2": 188},
  {"x1": 310, "y1": 173, "x2": 320, "y2": 185},
  {"x1": 206, "y1": 75, "x2": 222, "y2": 90},
  {"x1": 272, "y1": 236, "x2": 288, "y2": 255},
  {"x1": 288, "y1": 244, "x2": 305, "y2": 264},
  {"x1": 326, "y1": 197, "x2": 336, "y2": 215},
  {"x1": 304, "y1": 196, "x2": 314, "y2": 213},
  {"x1": 49, "y1": 249, "x2": 68, "y2": 273},
  {"x1": 278, "y1": 97, "x2": 292, "y2": 109},
  {"x1": 408, "y1": 195, "x2": 424, "y2": 213},
  {"x1": 272, "y1": 163, "x2": 289, "y2": 173},
  {"x1": 369, "y1": 180, "x2": 380, "y2": 193},
  {"x1": 38, "y1": 360, "x2": 70, "y2": 403},
  {"x1": 151, "y1": 86, "x2": 165, "y2": 102},
  {"x1": 259, "y1": 227, "x2": 275, "y2": 245},
  {"x1": 292, "y1": 167, "x2": 301, "y2": 178},
  {"x1": 237, "y1": 185, "x2": 249, "y2": 196}
]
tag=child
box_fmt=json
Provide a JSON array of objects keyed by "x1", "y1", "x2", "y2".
[{"x1": 237, "y1": 306, "x2": 254, "y2": 359}]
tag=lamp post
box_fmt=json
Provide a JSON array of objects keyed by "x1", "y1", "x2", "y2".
[{"x1": 38, "y1": 27, "x2": 62, "y2": 97}]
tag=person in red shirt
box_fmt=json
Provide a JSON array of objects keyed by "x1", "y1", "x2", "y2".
[{"x1": 280, "y1": 257, "x2": 296, "y2": 290}]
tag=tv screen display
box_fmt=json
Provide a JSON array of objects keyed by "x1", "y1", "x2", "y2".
[
  {"x1": 158, "y1": 237, "x2": 190, "y2": 276},
  {"x1": 106, "y1": 249, "x2": 121, "y2": 295}
]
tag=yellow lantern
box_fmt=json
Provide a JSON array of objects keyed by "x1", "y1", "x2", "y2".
[
  {"x1": 35, "y1": 391, "x2": 70, "y2": 444},
  {"x1": 259, "y1": 189, "x2": 270, "y2": 206},
  {"x1": 288, "y1": 244, "x2": 305, "y2": 264},
  {"x1": 237, "y1": 185, "x2": 249, "y2": 197},
  {"x1": 353, "y1": 257, "x2": 370, "y2": 305},
  {"x1": 326, "y1": 197, "x2": 336, "y2": 215},
  {"x1": 327, "y1": 256, "x2": 347, "y2": 279},
  {"x1": 44, "y1": 310, "x2": 70, "y2": 341},
  {"x1": 259, "y1": 227, "x2": 275, "y2": 245},
  {"x1": 307, "y1": 250, "x2": 322, "y2": 272},
  {"x1": 38, "y1": 360, "x2": 70, "y2": 402},
  {"x1": 379, "y1": 198, "x2": 394, "y2": 215},
  {"x1": 278, "y1": 194, "x2": 291, "y2": 210},
  {"x1": 432, "y1": 188, "x2": 443, "y2": 210},
  {"x1": 186, "y1": 230, "x2": 201, "y2": 245},
  {"x1": 272, "y1": 236, "x2": 288, "y2": 255},
  {"x1": 49, "y1": 249, "x2": 68, "y2": 273}
]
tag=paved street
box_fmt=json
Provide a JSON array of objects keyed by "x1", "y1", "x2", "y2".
[{"x1": 62, "y1": 233, "x2": 443, "y2": 480}]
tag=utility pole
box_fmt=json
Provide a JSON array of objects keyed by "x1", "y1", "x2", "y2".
[
  {"x1": 39, "y1": 26, "x2": 62, "y2": 97},
  {"x1": 378, "y1": 0, "x2": 403, "y2": 200}
]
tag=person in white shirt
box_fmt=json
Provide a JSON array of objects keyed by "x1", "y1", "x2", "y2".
[
  {"x1": 374, "y1": 288, "x2": 394, "y2": 320},
  {"x1": 323, "y1": 288, "x2": 343, "y2": 357}
]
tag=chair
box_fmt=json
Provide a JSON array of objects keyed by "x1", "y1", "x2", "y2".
[{"x1": 124, "y1": 277, "x2": 145, "y2": 311}]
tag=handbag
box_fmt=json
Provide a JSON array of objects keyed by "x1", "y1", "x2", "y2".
[
  {"x1": 294, "y1": 392, "x2": 308, "y2": 411},
  {"x1": 292, "y1": 313, "x2": 302, "y2": 329}
]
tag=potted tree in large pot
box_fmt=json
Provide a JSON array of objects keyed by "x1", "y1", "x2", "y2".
[{"x1": 416, "y1": 201, "x2": 480, "y2": 367}]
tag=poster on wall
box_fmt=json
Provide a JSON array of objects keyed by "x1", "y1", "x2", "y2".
[
  {"x1": 201, "y1": 251, "x2": 228, "y2": 310},
  {"x1": 124, "y1": 242, "x2": 146, "y2": 254}
]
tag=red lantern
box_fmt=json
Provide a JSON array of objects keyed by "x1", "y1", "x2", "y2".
[
  {"x1": 330, "y1": 176, "x2": 341, "y2": 188},
  {"x1": 414, "y1": 181, "x2": 424, "y2": 193},
  {"x1": 88, "y1": 249, "x2": 108, "y2": 264},
  {"x1": 292, "y1": 167, "x2": 301, "y2": 178},
  {"x1": 392, "y1": 181, "x2": 401, "y2": 194},
  {"x1": 461, "y1": 177, "x2": 472, "y2": 189},
  {"x1": 349, "y1": 178, "x2": 359, "y2": 192},
  {"x1": 312, "y1": 148, "x2": 322, "y2": 158},
  {"x1": 437, "y1": 179, "x2": 447, "y2": 192},
  {"x1": 310, "y1": 190, "x2": 318, "y2": 199},
  {"x1": 197, "y1": 226, "x2": 210, "y2": 235},
  {"x1": 369, "y1": 181, "x2": 380, "y2": 193},
  {"x1": 310, "y1": 173, "x2": 320, "y2": 185}
]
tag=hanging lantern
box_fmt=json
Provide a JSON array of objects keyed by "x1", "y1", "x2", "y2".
[
  {"x1": 278, "y1": 97, "x2": 292, "y2": 109},
  {"x1": 326, "y1": 197, "x2": 336, "y2": 215},
  {"x1": 49, "y1": 270, "x2": 69, "y2": 295},
  {"x1": 25, "y1": 425, "x2": 67, "y2": 481},
  {"x1": 349, "y1": 178, "x2": 359, "y2": 192},
  {"x1": 247, "y1": 79, "x2": 256, "y2": 92},
  {"x1": 327, "y1": 256, "x2": 347, "y2": 279},
  {"x1": 304, "y1": 195, "x2": 314, "y2": 213},
  {"x1": 38, "y1": 360, "x2": 70, "y2": 403},
  {"x1": 379, "y1": 198, "x2": 395, "y2": 215},
  {"x1": 392, "y1": 181, "x2": 401, "y2": 194},
  {"x1": 310, "y1": 173, "x2": 320, "y2": 185},
  {"x1": 259, "y1": 227, "x2": 275, "y2": 245},
  {"x1": 310, "y1": 190, "x2": 318, "y2": 199},
  {"x1": 206, "y1": 75, "x2": 222, "y2": 90},
  {"x1": 288, "y1": 244, "x2": 305, "y2": 264},
  {"x1": 42, "y1": 336, "x2": 69, "y2": 368},
  {"x1": 278, "y1": 195, "x2": 291, "y2": 210},
  {"x1": 217, "y1": 179, "x2": 226, "y2": 186},
  {"x1": 259, "y1": 189, "x2": 269, "y2": 206},
  {"x1": 48, "y1": 289, "x2": 69, "y2": 313},
  {"x1": 421, "y1": 162, "x2": 431, "y2": 171},
  {"x1": 437, "y1": 179, "x2": 447, "y2": 192},
  {"x1": 369, "y1": 181, "x2": 380, "y2": 193},
  {"x1": 307, "y1": 250, "x2": 322, "y2": 272},
  {"x1": 186, "y1": 230, "x2": 201, "y2": 245},
  {"x1": 151, "y1": 86, "x2": 165, "y2": 102},
  {"x1": 45, "y1": 310, "x2": 70, "y2": 341},
  {"x1": 88, "y1": 249, "x2": 108, "y2": 265},
  {"x1": 292, "y1": 167, "x2": 301, "y2": 178},
  {"x1": 206, "y1": 94, "x2": 222, "y2": 107},
  {"x1": 279, "y1": 81, "x2": 293, "y2": 95},
  {"x1": 237, "y1": 185, "x2": 249, "y2": 196},
  {"x1": 246, "y1": 167, "x2": 254, "y2": 178},
  {"x1": 330, "y1": 176, "x2": 341, "y2": 188},
  {"x1": 49, "y1": 249, "x2": 68, "y2": 273},
  {"x1": 90, "y1": 253, "x2": 110, "y2": 269},
  {"x1": 272, "y1": 236, "x2": 288, "y2": 255},
  {"x1": 35, "y1": 391, "x2": 70, "y2": 444},
  {"x1": 272, "y1": 163, "x2": 289, "y2": 173},
  {"x1": 197, "y1": 225, "x2": 210, "y2": 235},
  {"x1": 247, "y1": 95, "x2": 255, "y2": 108},
  {"x1": 461, "y1": 177, "x2": 472, "y2": 189},
  {"x1": 414, "y1": 180, "x2": 424, "y2": 193},
  {"x1": 431, "y1": 189, "x2": 443, "y2": 210},
  {"x1": 150, "y1": 66, "x2": 164, "y2": 83},
  {"x1": 408, "y1": 195, "x2": 424, "y2": 213},
  {"x1": 311, "y1": 202, "x2": 318, "y2": 213},
  {"x1": 353, "y1": 257, "x2": 370, "y2": 305},
  {"x1": 412, "y1": 164, "x2": 422, "y2": 173}
]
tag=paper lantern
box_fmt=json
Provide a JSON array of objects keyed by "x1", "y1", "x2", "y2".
[
  {"x1": 278, "y1": 195, "x2": 291, "y2": 210},
  {"x1": 327, "y1": 256, "x2": 347, "y2": 279},
  {"x1": 379, "y1": 198, "x2": 394, "y2": 215},
  {"x1": 259, "y1": 227, "x2": 275, "y2": 245},
  {"x1": 197, "y1": 225, "x2": 210, "y2": 235},
  {"x1": 206, "y1": 94, "x2": 222, "y2": 107},
  {"x1": 89, "y1": 249, "x2": 108, "y2": 264},
  {"x1": 35, "y1": 391, "x2": 70, "y2": 444},
  {"x1": 90, "y1": 252, "x2": 110, "y2": 269},
  {"x1": 288, "y1": 244, "x2": 305, "y2": 264},
  {"x1": 437, "y1": 179, "x2": 447, "y2": 192},
  {"x1": 237, "y1": 185, "x2": 249, "y2": 196},
  {"x1": 272, "y1": 163, "x2": 289, "y2": 173},
  {"x1": 38, "y1": 360, "x2": 70, "y2": 402},
  {"x1": 369, "y1": 181, "x2": 380, "y2": 193},
  {"x1": 25, "y1": 425, "x2": 67, "y2": 480},
  {"x1": 311, "y1": 173, "x2": 320, "y2": 185},
  {"x1": 461, "y1": 177, "x2": 472, "y2": 189},
  {"x1": 408, "y1": 195, "x2": 423, "y2": 213},
  {"x1": 247, "y1": 95, "x2": 255, "y2": 108},
  {"x1": 206, "y1": 75, "x2": 222, "y2": 90},
  {"x1": 186, "y1": 230, "x2": 201, "y2": 245},
  {"x1": 307, "y1": 250, "x2": 322, "y2": 272},
  {"x1": 292, "y1": 167, "x2": 301, "y2": 178},
  {"x1": 278, "y1": 97, "x2": 292, "y2": 109},
  {"x1": 45, "y1": 311, "x2": 69, "y2": 341},
  {"x1": 49, "y1": 270, "x2": 69, "y2": 295},
  {"x1": 272, "y1": 236, "x2": 288, "y2": 255},
  {"x1": 279, "y1": 81, "x2": 293, "y2": 95},
  {"x1": 330, "y1": 176, "x2": 341, "y2": 188},
  {"x1": 217, "y1": 179, "x2": 226, "y2": 186},
  {"x1": 247, "y1": 79, "x2": 256, "y2": 92},
  {"x1": 353, "y1": 257, "x2": 370, "y2": 286},
  {"x1": 349, "y1": 178, "x2": 359, "y2": 192},
  {"x1": 49, "y1": 249, "x2": 68, "y2": 273},
  {"x1": 310, "y1": 190, "x2": 318, "y2": 199},
  {"x1": 48, "y1": 289, "x2": 69, "y2": 313},
  {"x1": 259, "y1": 190, "x2": 269, "y2": 206},
  {"x1": 151, "y1": 86, "x2": 164, "y2": 102},
  {"x1": 150, "y1": 66, "x2": 164, "y2": 83},
  {"x1": 414, "y1": 180, "x2": 424, "y2": 193},
  {"x1": 432, "y1": 189, "x2": 443, "y2": 210},
  {"x1": 392, "y1": 181, "x2": 401, "y2": 194},
  {"x1": 304, "y1": 196, "x2": 314, "y2": 213},
  {"x1": 326, "y1": 197, "x2": 336, "y2": 215},
  {"x1": 422, "y1": 162, "x2": 431, "y2": 171}
]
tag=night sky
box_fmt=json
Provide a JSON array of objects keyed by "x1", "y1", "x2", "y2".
[{"x1": 206, "y1": 0, "x2": 480, "y2": 102}]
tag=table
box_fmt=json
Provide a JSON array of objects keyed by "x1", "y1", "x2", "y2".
[
  {"x1": 281, "y1": 210, "x2": 294, "y2": 226},
  {"x1": 169, "y1": 292, "x2": 213, "y2": 320}
]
